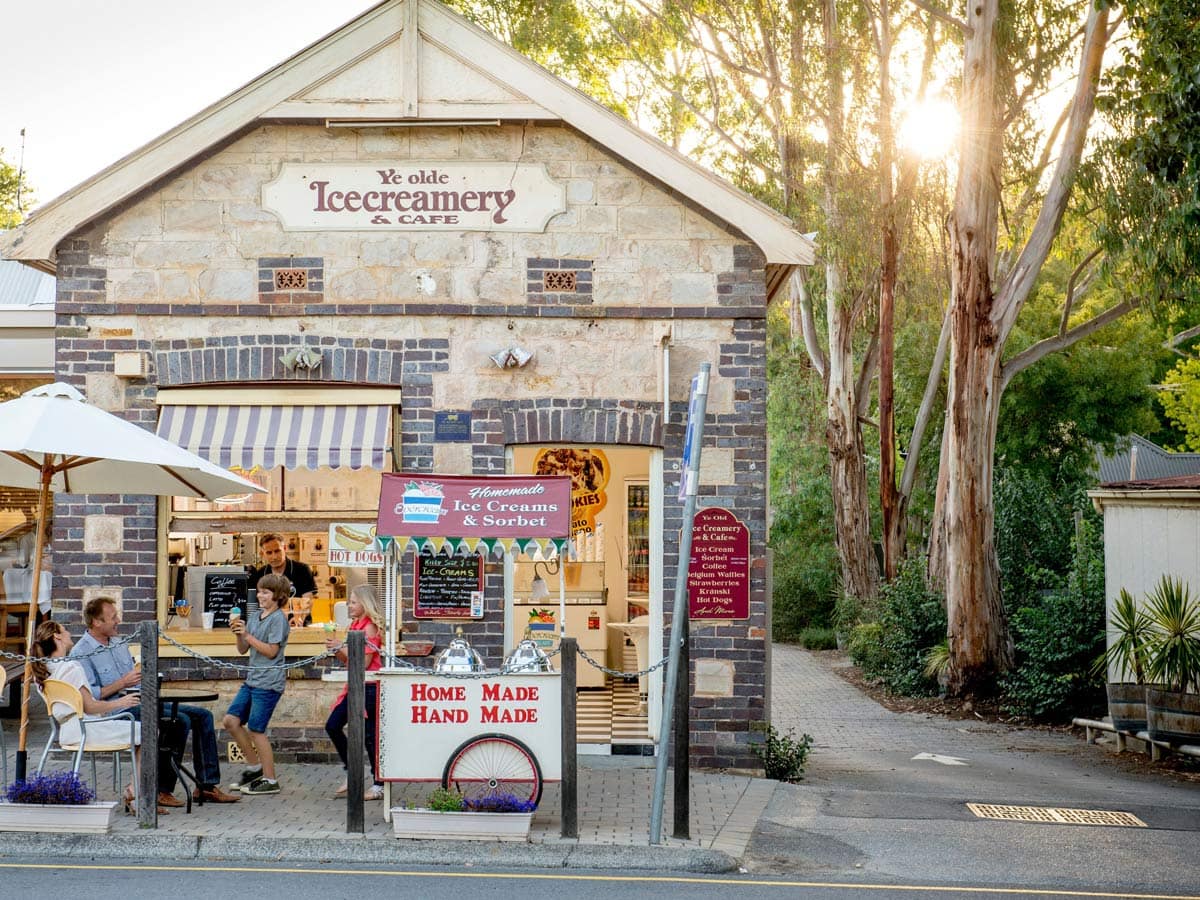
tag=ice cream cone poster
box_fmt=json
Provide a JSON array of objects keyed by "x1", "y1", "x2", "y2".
[
  {"x1": 533, "y1": 448, "x2": 610, "y2": 535},
  {"x1": 328, "y1": 522, "x2": 386, "y2": 567}
]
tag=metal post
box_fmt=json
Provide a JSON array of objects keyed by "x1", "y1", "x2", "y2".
[
  {"x1": 650, "y1": 363, "x2": 709, "y2": 844},
  {"x1": 560, "y1": 636, "x2": 578, "y2": 839},
  {"x1": 347, "y1": 629, "x2": 365, "y2": 834},
  {"x1": 672, "y1": 624, "x2": 690, "y2": 839},
  {"x1": 138, "y1": 621, "x2": 159, "y2": 828}
]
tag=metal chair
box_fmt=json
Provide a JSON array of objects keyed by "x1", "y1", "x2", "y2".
[{"x1": 36, "y1": 678, "x2": 137, "y2": 803}]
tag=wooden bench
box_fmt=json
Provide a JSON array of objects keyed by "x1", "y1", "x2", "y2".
[{"x1": 1073, "y1": 716, "x2": 1200, "y2": 761}]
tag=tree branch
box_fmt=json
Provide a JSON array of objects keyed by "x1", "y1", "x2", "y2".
[
  {"x1": 994, "y1": 2, "x2": 1111, "y2": 343},
  {"x1": 1001, "y1": 299, "x2": 1135, "y2": 391},
  {"x1": 791, "y1": 268, "x2": 828, "y2": 380},
  {"x1": 899, "y1": 303, "x2": 951, "y2": 500},
  {"x1": 1057, "y1": 247, "x2": 1103, "y2": 337},
  {"x1": 1166, "y1": 323, "x2": 1200, "y2": 355},
  {"x1": 856, "y1": 324, "x2": 881, "y2": 419},
  {"x1": 903, "y1": 0, "x2": 971, "y2": 37}
]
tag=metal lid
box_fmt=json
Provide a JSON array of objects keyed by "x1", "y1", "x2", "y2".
[
  {"x1": 434, "y1": 637, "x2": 486, "y2": 673},
  {"x1": 502, "y1": 639, "x2": 552, "y2": 673}
]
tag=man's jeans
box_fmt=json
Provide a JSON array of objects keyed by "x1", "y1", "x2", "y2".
[{"x1": 171, "y1": 704, "x2": 223, "y2": 790}]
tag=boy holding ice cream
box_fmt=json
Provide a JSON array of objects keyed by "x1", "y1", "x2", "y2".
[{"x1": 223, "y1": 573, "x2": 290, "y2": 795}]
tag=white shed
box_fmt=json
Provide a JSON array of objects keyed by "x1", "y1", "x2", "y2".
[{"x1": 1089, "y1": 474, "x2": 1200, "y2": 677}]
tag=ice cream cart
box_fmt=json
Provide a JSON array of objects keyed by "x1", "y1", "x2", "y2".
[{"x1": 372, "y1": 473, "x2": 573, "y2": 818}]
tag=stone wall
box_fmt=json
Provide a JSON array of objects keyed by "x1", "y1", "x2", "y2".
[{"x1": 51, "y1": 121, "x2": 770, "y2": 768}]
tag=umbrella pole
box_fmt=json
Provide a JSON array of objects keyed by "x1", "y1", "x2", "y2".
[{"x1": 14, "y1": 464, "x2": 51, "y2": 782}]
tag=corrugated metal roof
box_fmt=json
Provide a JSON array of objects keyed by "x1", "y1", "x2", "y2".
[
  {"x1": 0, "y1": 258, "x2": 54, "y2": 306},
  {"x1": 1095, "y1": 434, "x2": 1200, "y2": 483},
  {"x1": 1100, "y1": 473, "x2": 1200, "y2": 490}
]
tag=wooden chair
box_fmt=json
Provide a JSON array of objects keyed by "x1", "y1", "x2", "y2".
[
  {"x1": 36, "y1": 678, "x2": 137, "y2": 804},
  {"x1": 0, "y1": 602, "x2": 30, "y2": 655}
]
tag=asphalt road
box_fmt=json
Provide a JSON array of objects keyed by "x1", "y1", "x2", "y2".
[{"x1": 2, "y1": 860, "x2": 1198, "y2": 900}]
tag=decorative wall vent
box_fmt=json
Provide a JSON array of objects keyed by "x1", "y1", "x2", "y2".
[
  {"x1": 543, "y1": 270, "x2": 577, "y2": 293},
  {"x1": 274, "y1": 268, "x2": 308, "y2": 291}
]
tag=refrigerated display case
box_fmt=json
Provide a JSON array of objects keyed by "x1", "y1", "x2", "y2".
[{"x1": 626, "y1": 481, "x2": 649, "y2": 597}]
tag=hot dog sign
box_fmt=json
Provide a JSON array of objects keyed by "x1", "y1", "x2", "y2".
[{"x1": 327, "y1": 522, "x2": 386, "y2": 567}]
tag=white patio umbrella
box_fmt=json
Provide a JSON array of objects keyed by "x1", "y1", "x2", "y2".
[{"x1": 0, "y1": 382, "x2": 265, "y2": 779}]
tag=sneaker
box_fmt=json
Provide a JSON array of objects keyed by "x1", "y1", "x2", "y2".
[
  {"x1": 228, "y1": 767, "x2": 263, "y2": 792},
  {"x1": 242, "y1": 777, "x2": 280, "y2": 795}
]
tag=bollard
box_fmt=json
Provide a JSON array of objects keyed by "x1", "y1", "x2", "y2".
[
  {"x1": 138, "y1": 621, "x2": 159, "y2": 828},
  {"x1": 560, "y1": 637, "x2": 578, "y2": 839}
]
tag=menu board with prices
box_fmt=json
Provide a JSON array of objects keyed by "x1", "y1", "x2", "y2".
[
  {"x1": 687, "y1": 507, "x2": 750, "y2": 619},
  {"x1": 413, "y1": 555, "x2": 485, "y2": 619}
]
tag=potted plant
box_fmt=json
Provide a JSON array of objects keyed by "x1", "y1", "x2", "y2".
[
  {"x1": 1143, "y1": 576, "x2": 1200, "y2": 744},
  {"x1": 391, "y1": 787, "x2": 535, "y2": 841},
  {"x1": 0, "y1": 771, "x2": 119, "y2": 834},
  {"x1": 1093, "y1": 589, "x2": 1154, "y2": 732}
]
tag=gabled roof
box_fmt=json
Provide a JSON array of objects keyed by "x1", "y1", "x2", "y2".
[
  {"x1": 1095, "y1": 434, "x2": 1200, "y2": 484},
  {"x1": 0, "y1": 0, "x2": 814, "y2": 278}
]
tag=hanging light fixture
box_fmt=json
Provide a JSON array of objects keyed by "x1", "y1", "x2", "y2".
[{"x1": 529, "y1": 557, "x2": 560, "y2": 601}]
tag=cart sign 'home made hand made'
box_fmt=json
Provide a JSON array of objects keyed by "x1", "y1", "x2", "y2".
[
  {"x1": 262, "y1": 163, "x2": 567, "y2": 231},
  {"x1": 377, "y1": 474, "x2": 571, "y2": 539}
]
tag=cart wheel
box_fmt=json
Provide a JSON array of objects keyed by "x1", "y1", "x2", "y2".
[{"x1": 442, "y1": 733, "x2": 543, "y2": 806}]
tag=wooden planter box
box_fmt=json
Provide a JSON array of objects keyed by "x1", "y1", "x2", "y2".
[
  {"x1": 0, "y1": 801, "x2": 118, "y2": 834},
  {"x1": 390, "y1": 807, "x2": 533, "y2": 841}
]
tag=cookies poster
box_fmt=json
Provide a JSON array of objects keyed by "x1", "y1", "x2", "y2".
[{"x1": 533, "y1": 448, "x2": 610, "y2": 534}]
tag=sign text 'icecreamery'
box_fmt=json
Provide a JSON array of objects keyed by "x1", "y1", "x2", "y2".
[{"x1": 262, "y1": 162, "x2": 567, "y2": 232}]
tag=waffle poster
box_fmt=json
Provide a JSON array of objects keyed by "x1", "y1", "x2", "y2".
[
  {"x1": 687, "y1": 507, "x2": 750, "y2": 619},
  {"x1": 533, "y1": 448, "x2": 610, "y2": 534}
]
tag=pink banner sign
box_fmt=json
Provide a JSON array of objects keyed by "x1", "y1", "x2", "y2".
[
  {"x1": 687, "y1": 507, "x2": 750, "y2": 619},
  {"x1": 377, "y1": 473, "x2": 572, "y2": 539}
]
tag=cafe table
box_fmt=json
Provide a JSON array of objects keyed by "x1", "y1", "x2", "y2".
[{"x1": 158, "y1": 683, "x2": 219, "y2": 814}]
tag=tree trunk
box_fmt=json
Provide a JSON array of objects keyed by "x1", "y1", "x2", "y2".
[{"x1": 943, "y1": 0, "x2": 1013, "y2": 694}]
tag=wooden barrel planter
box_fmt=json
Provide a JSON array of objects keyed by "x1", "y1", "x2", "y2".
[
  {"x1": 1145, "y1": 687, "x2": 1200, "y2": 744},
  {"x1": 1106, "y1": 682, "x2": 1147, "y2": 732}
]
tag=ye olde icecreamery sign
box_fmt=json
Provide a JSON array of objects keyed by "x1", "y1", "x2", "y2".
[
  {"x1": 687, "y1": 507, "x2": 750, "y2": 619},
  {"x1": 262, "y1": 162, "x2": 566, "y2": 231},
  {"x1": 377, "y1": 473, "x2": 572, "y2": 539}
]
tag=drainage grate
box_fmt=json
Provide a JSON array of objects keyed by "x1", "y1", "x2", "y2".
[{"x1": 967, "y1": 803, "x2": 1146, "y2": 828}]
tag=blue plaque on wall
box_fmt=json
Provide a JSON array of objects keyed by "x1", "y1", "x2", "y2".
[{"x1": 434, "y1": 410, "x2": 472, "y2": 443}]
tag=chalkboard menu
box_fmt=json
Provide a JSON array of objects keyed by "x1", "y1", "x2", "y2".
[
  {"x1": 413, "y1": 556, "x2": 484, "y2": 619},
  {"x1": 205, "y1": 571, "x2": 248, "y2": 628}
]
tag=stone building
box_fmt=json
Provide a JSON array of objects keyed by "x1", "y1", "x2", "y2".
[{"x1": 1, "y1": 0, "x2": 812, "y2": 769}]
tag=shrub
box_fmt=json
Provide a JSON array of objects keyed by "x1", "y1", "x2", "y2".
[
  {"x1": 771, "y1": 547, "x2": 839, "y2": 640},
  {"x1": 5, "y1": 771, "x2": 96, "y2": 805},
  {"x1": 1001, "y1": 519, "x2": 1106, "y2": 721},
  {"x1": 425, "y1": 787, "x2": 465, "y2": 812},
  {"x1": 799, "y1": 627, "x2": 838, "y2": 650},
  {"x1": 847, "y1": 622, "x2": 888, "y2": 674},
  {"x1": 752, "y1": 725, "x2": 813, "y2": 783}
]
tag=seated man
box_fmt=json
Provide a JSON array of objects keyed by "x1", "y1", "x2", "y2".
[{"x1": 71, "y1": 596, "x2": 239, "y2": 805}]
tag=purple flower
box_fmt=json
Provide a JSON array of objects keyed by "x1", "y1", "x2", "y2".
[
  {"x1": 4, "y1": 771, "x2": 96, "y2": 805},
  {"x1": 462, "y1": 792, "x2": 536, "y2": 813}
]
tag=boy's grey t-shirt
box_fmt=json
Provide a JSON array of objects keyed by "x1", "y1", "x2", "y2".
[{"x1": 244, "y1": 608, "x2": 290, "y2": 692}]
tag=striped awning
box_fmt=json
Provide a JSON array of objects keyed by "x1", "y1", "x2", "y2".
[{"x1": 156, "y1": 404, "x2": 391, "y2": 471}]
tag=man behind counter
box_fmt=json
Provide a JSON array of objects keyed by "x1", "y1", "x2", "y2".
[{"x1": 251, "y1": 533, "x2": 316, "y2": 627}]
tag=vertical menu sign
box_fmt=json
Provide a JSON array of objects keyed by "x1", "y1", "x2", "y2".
[{"x1": 687, "y1": 507, "x2": 750, "y2": 619}]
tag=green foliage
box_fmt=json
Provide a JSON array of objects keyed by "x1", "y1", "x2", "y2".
[
  {"x1": 1092, "y1": 588, "x2": 1153, "y2": 684},
  {"x1": 993, "y1": 467, "x2": 1078, "y2": 607},
  {"x1": 751, "y1": 725, "x2": 813, "y2": 784},
  {"x1": 1089, "y1": 0, "x2": 1200, "y2": 310},
  {"x1": 426, "y1": 787, "x2": 465, "y2": 812},
  {"x1": 1157, "y1": 358, "x2": 1200, "y2": 451},
  {"x1": 844, "y1": 559, "x2": 945, "y2": 696},
  {"x1": 1000, "y1": 520, "x2": 1106, "y2": 721},
  {"x1": 1144, "y1": 576, "x2": 1200, "y2": 695},
  {"x1": 923, "y1": 641, "x2": 951, "y2": 684},
  {"x1": 798, "y1": 627, "x2": 838, "y2": 651},
  {"x1": 0, "y1": 150, "x2": 33, "y2": 229}
]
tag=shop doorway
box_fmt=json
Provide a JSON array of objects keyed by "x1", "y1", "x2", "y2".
[{"x1": 504, "y1": 445, "x2": 663, "y2": 754}]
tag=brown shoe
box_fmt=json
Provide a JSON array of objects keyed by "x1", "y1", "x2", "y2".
[
  {"x1": 157, "y1": 791, "x2": 185, "y2": 808},
  {"x1": 157, "y1": 805, "x2": 171, "y2": 815},
  {"x1": 194, "y1": 785, "x2": 241, "y2": 803}
]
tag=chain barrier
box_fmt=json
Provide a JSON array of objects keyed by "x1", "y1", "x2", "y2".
[
  {"x1": 4, "y1": 631, "x2": 664, "y2": 681},
  {"x1": 0, "y1": 633, "x2": 139, "y2": 665},
  {"x1": 576, "y1": 645, "x2": 670, "y2": 680},
  {"x1": 157, "y1": 630, "x2": 336, "y2": 673}
]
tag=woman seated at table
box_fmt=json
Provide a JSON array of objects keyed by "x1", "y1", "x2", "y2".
[{"x1": 29, "y1": 621, "x2": 167, "y2": 815}]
